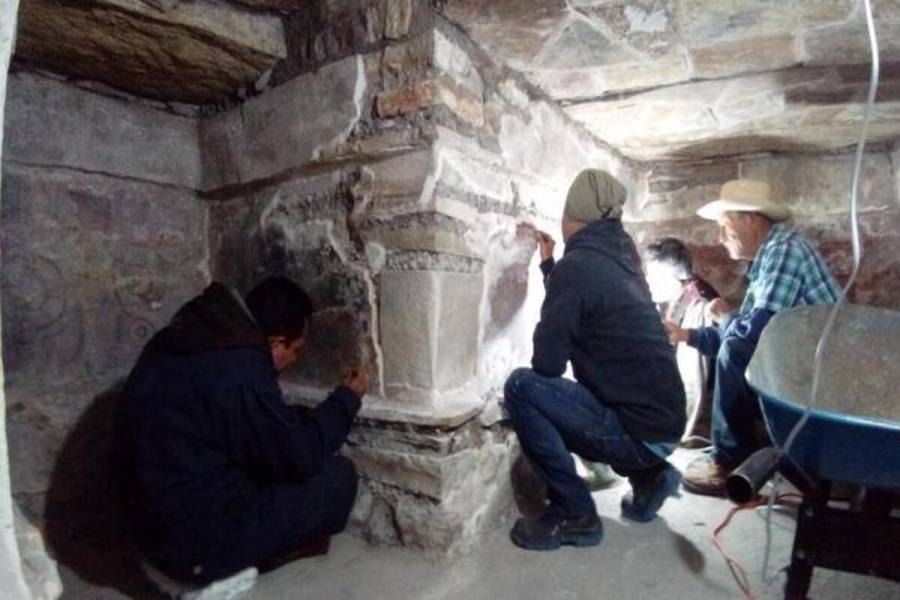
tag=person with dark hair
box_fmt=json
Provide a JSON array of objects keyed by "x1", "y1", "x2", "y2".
[
  {"x1": 117, "y1": 277, "x2": 366, "y2": 592},
  {"x1": 645, "y1": 237, "x2": 720, "y2": 448}
]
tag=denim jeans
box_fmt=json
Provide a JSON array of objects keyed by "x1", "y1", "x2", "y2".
[
  {"x1": 504, "y1": 368, "x2": 663, "y2": 517},
  {"x1": 711, "y1": 336, "x2": 767, "y2": 470}
]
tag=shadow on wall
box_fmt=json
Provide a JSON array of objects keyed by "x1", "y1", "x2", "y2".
[{"x1": 41, "y1": 383, "x2": 163, "y2": 599}]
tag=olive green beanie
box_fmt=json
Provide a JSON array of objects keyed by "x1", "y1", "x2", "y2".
[{"x1": 563, "y1": 169, "x2": 627, "y2": 222}]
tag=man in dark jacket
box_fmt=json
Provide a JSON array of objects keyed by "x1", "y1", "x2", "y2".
[
  {"x1": 118, "y1": 276, "x2": 366, "y2": 585},
  {"x1": 505, "y1": 169, "x2": 685, "y2": 551}
]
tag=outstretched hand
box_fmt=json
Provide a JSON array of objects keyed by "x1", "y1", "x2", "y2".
[
  {"x1": 536, "y1": 230, "x2": 556, "y2": 262},
  {"x1": 343, "y1": 366, "x2": 368, "y2": 397}
]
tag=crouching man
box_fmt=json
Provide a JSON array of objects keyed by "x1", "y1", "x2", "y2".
[
  {"x1": 505, "y1": 169, "x2": 686, "y2": 551},
  {"x1": 116, "y1": 277, "x2": 366, "y2": 585}
]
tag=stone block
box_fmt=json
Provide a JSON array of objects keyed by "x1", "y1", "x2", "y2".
[
  {"x1": 347, "y1": 423, "x2": 517, "y2": 554},
  {"x1": 739, "y1": 152, "x2": 895, "y2": 217},
  {"x1": 433, "y1": 30, "x2": 484, "y2": 99},
  {"x1": 578, "y1": 0, "x2": 680, "y2": 58},
  {"x1": 689, "y1": 33, "x2": 798, "y2": 79},
  {"x1": 440, "y1": 0, "x2": 568, "y2": 70},
  {"x1": 3, "y1": 72, "x2": 201, "y2": 189},
  {"x1": 375, "y1": 77, "x2": 484, "y2": 128},
  {"x1": 15, "y1": 0, "x2": 286, "y2": 103},
  {"x1": 803, "y1": 21, "x2": 900, "y2": 67},
  {"x1": 385, "y1": 0, "x2": 413, "y2": 39},
  {"x1": 535, "y1": 18, "x2": 635, "y2": 70},
  {"x1": 379, "y1": 270, "x2": 481, "y2": 400},
  {"x1": 530, "y1": 51, "x2": 690, "y2": 100},
  {"x1": 200, "y1": 55, "x2": 367, "y2": 191},
  {"x1": 677, "y1": 0, "x2": 793, "y2": 44}
]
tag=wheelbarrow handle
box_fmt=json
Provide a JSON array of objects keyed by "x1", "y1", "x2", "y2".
[{"x1": 726, "y1": 447, "x2": 782, "y2": 504}]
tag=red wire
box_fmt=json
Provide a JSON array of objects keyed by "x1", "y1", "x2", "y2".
[{"x1": 711, "y1": 494, "x2": 802, "y2": 600}]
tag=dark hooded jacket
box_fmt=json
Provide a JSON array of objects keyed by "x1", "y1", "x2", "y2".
[
  {"x1": 118, "y1": 282, "x2": 360, "y2": 557},
  {"x1": 533, "y1": 220, "x2": 686, "y2": 442}
]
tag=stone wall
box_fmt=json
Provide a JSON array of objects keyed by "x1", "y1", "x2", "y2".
[
  {"x1": 205, "y1": 3, "x2": 635, "y2": 555},
  {"x1": 0, "y1": 69, "x2": 208, "y2": 591},
  {"x1": 627, "y1": 148, "x2": 900, "y2": 310},
  {"x1": 0, "y1": 0, "x2": 37, "y2": 597}
]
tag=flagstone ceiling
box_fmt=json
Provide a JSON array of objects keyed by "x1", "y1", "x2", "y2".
[{"x1": 441, "y1": 0, "x2": 900, "y2": 160}]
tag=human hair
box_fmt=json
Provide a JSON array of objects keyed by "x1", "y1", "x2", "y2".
[
  {"x1": 646, "y1": 237, "x2": 693, "y2": 281},
  {"x1": 244, "y1": 276, "x2": 314, "y2": 342}
]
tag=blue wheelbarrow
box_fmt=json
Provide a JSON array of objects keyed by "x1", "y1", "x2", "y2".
[{"x1": 725, "y1": 304, "x2": 900, "y2": 599}]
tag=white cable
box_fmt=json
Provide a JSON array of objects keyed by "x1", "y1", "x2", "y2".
[{"x1": 761, "y1": 0, "x2": 880, "y2": 583}]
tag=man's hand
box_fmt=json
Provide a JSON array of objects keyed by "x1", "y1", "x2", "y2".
[
  {"x1": 536, "y1": 230, "x2": 556, "y2": 262},
  {"x1": 343, "y1": 366, "x2": 368, "y2": 398},
  {"x1": 664, "y1": 320, "x2": 690, "y2": 345},
  {"x1": 705, "y1": 298, "x2": 732, "y2": 323}
]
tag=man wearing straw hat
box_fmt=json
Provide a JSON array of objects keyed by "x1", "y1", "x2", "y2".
[
  {"x1": 667, "y1": 179, "x2": 841, "y2": 496},
  {"x1": 504, "y1": 169, "x2": 686, "y2": 551}
]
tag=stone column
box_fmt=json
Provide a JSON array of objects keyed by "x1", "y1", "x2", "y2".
[{"x1": 0, "y1": 0, "x2": 36, "y2": 597}]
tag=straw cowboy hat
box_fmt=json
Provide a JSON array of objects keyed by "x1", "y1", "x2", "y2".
[{"x1": 697, "y1": 179, "x2": 791, "y2": 222}]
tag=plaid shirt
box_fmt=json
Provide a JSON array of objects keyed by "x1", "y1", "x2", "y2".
[{"x1": 740, "y1": 223, "x2": 842, "y2": 314}]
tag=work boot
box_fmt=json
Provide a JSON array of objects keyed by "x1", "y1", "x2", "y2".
[
  {"x1": 682, "y1": 454, "x2": 730, "y2": 496},
  {"x1": 510, "y1": 508, "x2": 603, "y2": 551},
  {"x1": 621, "y1": 463, "x2": 682, "y2": 523}
]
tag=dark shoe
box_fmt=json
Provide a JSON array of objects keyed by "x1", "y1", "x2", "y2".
[
  {"x1": 621, "y1": 463, "x2": 682, "y2": 523},
  {"x1": 682, "y1": 454, "x2": 730, "y2": 496},
  {"x1": 510, "y1": 509, "x2": 603, "y2": 551}
]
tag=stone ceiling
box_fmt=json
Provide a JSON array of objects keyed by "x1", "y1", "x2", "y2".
[
  {"x1": 442, "y1": 0, "x2": 900, "y2": 160},
  {"x1": 12, "y1": 0, "x2": 291, "y2": 104},
  {"x1": 8, "y1": 0, "x2": 900, "y2": 159}
]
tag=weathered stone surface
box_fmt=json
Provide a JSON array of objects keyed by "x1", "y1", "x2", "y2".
[
  {"x1": 689, "y1": 33, "x2": 798, "y2": 79},
  {"x1": 1, "y1": 165, "x2": 208, "y2": 390},
  {"x1": 14, "y1": 501, "x2": 63, "y2": 600},
  {"x1": 208, "y1": 172, "x2": 379, "y2": 390},
  {"x1": 0, "y1": 0, "x2": 38, "y2": 595},
  {"x1": 4, "y1": 71, "x2": 201, "y2": 189},
  {"x1": 441, "y1": 0, "x2": 568, "y2": 70},
  {"x1": 677, "y1": 0, "x2": 793, "y2": 43},
  {"x1": 567, "y1": 66, "x2": 900, "y2": 160},
  {"x1": 803, "y1": 21, "x2": 900, "y2": 67},
  {"x1": 440, "y1": 0, "x2": 900, "y2": 160},
  {"x1": 379, "y1": 269, "x2": 481, "y2": 400},
  {"x1": 384, "y1": 0, "x2": 413, "y2": 39},
  {"x1": 15, "y1": 0, "x2": 286, "y2": 103},
  {"x1": 740, "y1": 152, "x2": 895, "y2": 217},
  {"x1": 375, "y1": 77, "x2": 484, "y2": 128},
  {"x1": 200, "y1": 55, "x2": 367, "y2": 192},
  {"x1": 347, "y1": 422, "x2": 517, "y2": 554}
]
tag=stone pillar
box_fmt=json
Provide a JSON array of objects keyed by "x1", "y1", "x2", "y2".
[{"x1": 0, "y1": 0, "x2": 37, "y2": 597}]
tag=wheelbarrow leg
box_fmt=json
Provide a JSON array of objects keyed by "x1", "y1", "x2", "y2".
[
  {"x1": 784, "y1": 559, "x2": 813, "y2": 600},
  {"x1": 783, "y1": 482, "x2": 830, "y2": 600}
]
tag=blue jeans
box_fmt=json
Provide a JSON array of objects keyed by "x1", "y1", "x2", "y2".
[
  {"x1": 711, "y1": 337, "x2": 767, "y2": 470},
  {"x1": 504, "y1": 368, "x2": 662, "y2": 517}
]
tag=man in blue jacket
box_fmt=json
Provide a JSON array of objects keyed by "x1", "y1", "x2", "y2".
[
  {"x1": 505, "y1": 169, "x2": 686, "y2": 551},
  {"x1": 117, "y1": 276, "x2": 366, "y2": 585},
  {"x1": 666, "y1": 179, "x2": 841, "y2": 496}
]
